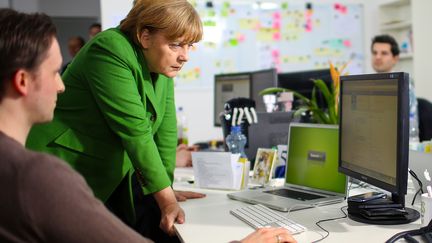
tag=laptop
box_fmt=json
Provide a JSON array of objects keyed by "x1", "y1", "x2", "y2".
[{"x1": 227, "y1": 123, "x2": 347, "y2": 212}]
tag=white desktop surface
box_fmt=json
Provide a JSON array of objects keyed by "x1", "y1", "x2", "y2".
[{"x1": 173, "y1": 168, "x2": 422, "y2": 243}]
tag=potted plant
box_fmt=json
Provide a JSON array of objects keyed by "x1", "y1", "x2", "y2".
[{"x1": 259, "y1": 62, "x2": 348, "y2": 124}]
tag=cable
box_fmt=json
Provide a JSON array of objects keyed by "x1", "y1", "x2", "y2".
[
  {"x1": 311, "y1": 206, "x2": 348, "y2": 243},
  {"x1": 409, "y1": 168, "x2": 424, "y2": 205},
  {"x1": 286, "y1": 203, "x2": 317, "y2": 214},
  {"x1": 412, "y1": 188, "x2": 422, "y2": 206}
]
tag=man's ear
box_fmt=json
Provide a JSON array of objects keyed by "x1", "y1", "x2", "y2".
[
  {"x1": 138, "y1": 29, "x2": 151, "y2": 49},
  {"x1": 12, "y1": 69, "x2": 30, "y2": 96}
]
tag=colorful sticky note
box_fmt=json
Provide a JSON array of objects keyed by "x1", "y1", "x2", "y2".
[
  {"x1": 273, "y1": 12, "x2": 281, "y2": 20},
  {"x1": 343, "y1": 40, "x2": 352, "y2": 48},
  {"x1": 271, "y1": 50, "x2": 280, "y2": 58},
  {"x1": 239, "y1": 18, "x2": 260, "y2": 30},
  {"x1": 257, "y1": 28, "x2": 275, "y2": 41},
  {"x1": 229, "y1": 38, "x2": 238, "y2": 46},
  {"x1": 272, "y1": 21, "x2": 281, "y2": 30},
  {"x1": 273, "y1": 32, "x2": 281, "y2": 41},
  {"x1": 237, "y1": 34, "x2": 246, "y2": 42},
  {"x1": 203, "y1": 20, "x2": 216, "y2": 27}
]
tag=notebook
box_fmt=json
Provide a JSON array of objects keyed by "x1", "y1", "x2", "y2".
[{"x1": 227, "y1": 123, "x2": 347, "y2": 212}]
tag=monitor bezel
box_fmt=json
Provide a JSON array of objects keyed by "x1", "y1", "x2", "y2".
[
  {"x1": 213, "y1": 68, "x2": 277, "y2": 127},
  {"x1": 250, "y1": 68, "x2": 278, "y2": 113},
  {"x1": 338, "y1": 72, "x2": 409, "y2": 203},
  {"x1": 213, "y1": 71, "x2": 252, "y2": 127},
  {"x1": 277, "y1": 69, "x2": 332, "y2": 109}
]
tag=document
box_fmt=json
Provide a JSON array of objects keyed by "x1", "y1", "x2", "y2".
[{"x1": 192, "y1": 152, "x2": 243, "y2": 190}]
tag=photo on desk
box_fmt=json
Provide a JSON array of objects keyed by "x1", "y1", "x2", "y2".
[{"x1": 252, "y1": 148, "x2": 277, "y2": 185}]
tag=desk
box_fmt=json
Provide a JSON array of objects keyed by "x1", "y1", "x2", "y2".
[{"x1": 173, "y1": 170, "x2": 422, "y2": 243}]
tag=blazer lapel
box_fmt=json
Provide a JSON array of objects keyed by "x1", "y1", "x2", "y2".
[{"x1": 135, "y1": 46, "x2": 160, "y2": 127}]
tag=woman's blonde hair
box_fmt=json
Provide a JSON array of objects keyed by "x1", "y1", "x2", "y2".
[{"x1": 120, "y1": 0, "x2": 203, "y2": 45}]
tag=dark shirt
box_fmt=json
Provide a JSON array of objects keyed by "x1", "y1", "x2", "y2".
[{"x1": 0, "y1": 132, "x2": 152, "y2": 243}]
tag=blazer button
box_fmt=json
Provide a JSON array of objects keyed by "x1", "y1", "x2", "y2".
[{"x1": 150, "y1": 115, "x2": 155, "y2": 122}]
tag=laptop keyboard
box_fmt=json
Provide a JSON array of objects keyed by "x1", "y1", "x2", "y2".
[{"x1": 230, "y1": 204, "x2": 306, "y2": 234}]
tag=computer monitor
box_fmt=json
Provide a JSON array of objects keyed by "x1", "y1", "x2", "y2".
[
  {"x1": 214, "y1": 69, "x2": 277, "y2": 126},
  {"x1": 250, "y1": 69, "x2": 278, "y2": 112},
  {"x1": 245, "y1": 111, "x2": 298, "y2": 164},
  {"x1": 277, "y1": 69, "x2": 332, "y2": 109},
  {"x1": 338, "y1": 72, "x2": 419, "y2": 224},
  {"x1": 214, "y1": 72, "x2": 250, "y2": 126}
]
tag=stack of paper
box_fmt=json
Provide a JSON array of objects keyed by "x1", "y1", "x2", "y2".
[{"x1": 192, "y1": 152, "x2": 248, "y2": 190}]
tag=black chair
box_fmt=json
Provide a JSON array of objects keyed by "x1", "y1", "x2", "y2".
[{"x1": 417, "y1": 98, "x2": 432, "y2": 141}]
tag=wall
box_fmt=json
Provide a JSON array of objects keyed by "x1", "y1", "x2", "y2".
[
  {"x1": 10, "y1": 0, "x2": 38, "y2": 12},
  {"x1": 7, "y1": 0, "x2": 101, "y2": 65},
  {"x1": 39, "y1": 0, "x2": 99, "y2": 17},
  {"x1": 100, "y1": 0, "x2": 133, "y2": 30},
  {"x1": 412, "y1": 0, "x2": 432, "y2": 102},
  {"x1": 0, "y1": 0, "x2": 9, "y2": 7}
]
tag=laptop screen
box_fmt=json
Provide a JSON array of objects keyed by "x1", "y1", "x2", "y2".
[{"x1": 286, "y1": 123, "x2": 347, "y2": 194}]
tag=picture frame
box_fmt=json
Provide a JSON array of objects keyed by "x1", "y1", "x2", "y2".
[{"x1": 252, "y1": 148, "x2": 277, "y2": 185}]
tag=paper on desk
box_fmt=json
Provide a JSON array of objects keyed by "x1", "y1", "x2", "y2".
[{"x1": 192, "y1": 152, "x2": 242, "y2": 190}]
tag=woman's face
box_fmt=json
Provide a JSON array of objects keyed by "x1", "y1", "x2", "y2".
[{"x1": 140, "y1": 30, "x2": 193, "y2": 78}]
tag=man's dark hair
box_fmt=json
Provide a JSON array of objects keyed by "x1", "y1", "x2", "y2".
[
  {"x1": 0, "y1": 8, "x2": 57, "y2": 100},
  {"x1": 69, "y1": 36, "x2": 86, "y2": 48},
  {"x1": 89, "y1": 23, "x2": 101, "y2": 30},
  {"x1": 371, "y1": 34, "x2": 400, "y2": 56}
]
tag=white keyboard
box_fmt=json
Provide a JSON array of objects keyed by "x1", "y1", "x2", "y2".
[{"x1": 230, "y1": 204, "x2": 306, "y2": 234}]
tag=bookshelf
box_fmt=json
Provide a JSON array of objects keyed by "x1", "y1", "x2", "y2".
[{"x1": 379, "y1": 0, "x2": 413, "y2": 75}]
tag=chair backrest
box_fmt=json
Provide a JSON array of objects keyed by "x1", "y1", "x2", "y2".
[{"x1": 417, "y1": 98, "x2": 432, "y2": 141}]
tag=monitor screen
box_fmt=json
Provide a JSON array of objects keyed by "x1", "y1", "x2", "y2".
[
  {"x1": 339, "y1": 72, "x2": 409, "y2": 205},
  {"x1": 277, "y1": 69, "x2": 331, "y2": 109},
  {"x1": 214, "y1": 72, "x2": 250, "y2": 126},
  {"x1": 250, "y1": 69, "x2": 277, "y2": 112},
  {"x1": 214, "y1": 69, "x2": 277, "y2": 126}
]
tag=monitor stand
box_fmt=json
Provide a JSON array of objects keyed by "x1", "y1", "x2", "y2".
[{"x1": 347, "y1": 195, "x2": 420, "y2": 225}]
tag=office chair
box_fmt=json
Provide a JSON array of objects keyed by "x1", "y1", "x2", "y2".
[{"x1": 417, "y1": 98, "x2": 432, "y2": 141}]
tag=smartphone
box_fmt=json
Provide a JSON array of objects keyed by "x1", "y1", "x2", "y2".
[{"x1": 348, "y1": 192, "x2": 387, "y2": 203}]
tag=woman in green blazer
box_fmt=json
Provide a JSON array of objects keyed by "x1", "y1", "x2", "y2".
[{"x1": 26, "y1": 0, "x2": 203, "y2": 241}]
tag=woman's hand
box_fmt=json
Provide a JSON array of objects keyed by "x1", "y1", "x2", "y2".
[
  {"x1": 153, "y1": 187, "x2": 185, "y2": 235},
  {"x1": 159, "y1": 202, "x2": 185, "y2": 236},
  {"x1": 240, "y1": 228, "x2": 297, "y2": 243},
  {"x1": 174, "y1": 190, "x2": 206, "y2": 201}
]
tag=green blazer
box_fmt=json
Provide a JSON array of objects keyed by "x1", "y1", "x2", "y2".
[{"x1": 26, "y1": 28, "x2": 177, "y2": 222}]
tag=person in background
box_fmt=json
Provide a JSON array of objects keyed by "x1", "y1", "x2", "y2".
[
  {"x1": 371, "y1": 34, "x2": 419, "y2": 141},
  {"x1": 61, "y1": 36, "x2": 85, "y2": 74},
  {"x1": 0, "y1": 8, "x2": 296, "y2": 243},
  {"x1": 175, "y1": 144, "x2": 198, "y2": 167},
  {"x1": 88, "y1": 22, "x2": 101, "y2": 39}
]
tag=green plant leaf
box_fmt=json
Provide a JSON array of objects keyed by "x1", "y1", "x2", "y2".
[
  {"x1": 310, "y1": 107, "x2": 330, "y2": 124},
  {"x1": 258, "y1": 87, "x2": 288, "y2": 96},
  {"x1": 313, "y1": 79, "x2": 337, "y2": 124},
  {"x1": 293, "y1": 107, "x2": 309, "y2": 118}
]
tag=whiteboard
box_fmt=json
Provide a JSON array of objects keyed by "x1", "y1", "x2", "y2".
[
  {"x1": 175, "y1": 1, "x2": 364, "y2": 89},
  {"x1": 100, "y1": 0, "x2": 364, "y2": 89}
]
